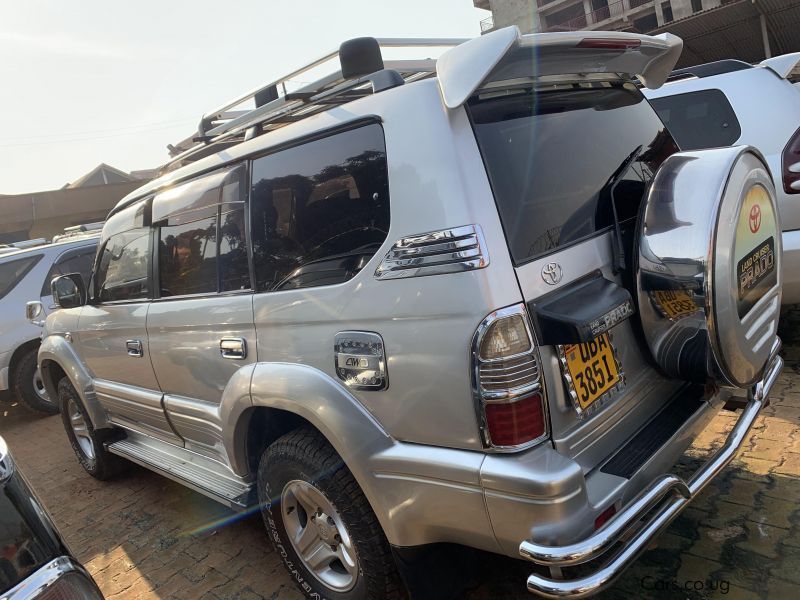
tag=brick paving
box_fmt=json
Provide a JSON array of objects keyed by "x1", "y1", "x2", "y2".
[{"x1": 2, "y1": 311, "x2": 800, "y2": 599}]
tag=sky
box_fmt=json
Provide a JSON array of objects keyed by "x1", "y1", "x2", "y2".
[{"x1": 0, "y1": 1, "x2": 488, "y2": 195}]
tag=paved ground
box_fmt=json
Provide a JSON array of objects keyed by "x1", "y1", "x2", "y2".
[{"x1": 2, "y1": 312, "x2": 800, "y2": 599}]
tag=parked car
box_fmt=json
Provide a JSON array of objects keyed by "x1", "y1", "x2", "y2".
[
  {"x1": 0, "y1": 231, "x2": 98, "y2": 413},
  {"x1": 0, "y1": 436, "x2": 103, "y2": 598},
  {"x1": 37, "y1": 27, "x2": 784, "y2": 599},
  {"x1": 643, "y1": 53, "x2": 800, "y2": 304}
]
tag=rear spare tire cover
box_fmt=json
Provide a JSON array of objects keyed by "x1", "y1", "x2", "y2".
[{"x1": 637, "y1": 146, "x2": 781, "y2": 387}]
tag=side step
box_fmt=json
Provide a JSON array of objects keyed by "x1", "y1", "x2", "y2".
[{"x1": 107, "y1": 433, "x2": 253, "y2": 510}]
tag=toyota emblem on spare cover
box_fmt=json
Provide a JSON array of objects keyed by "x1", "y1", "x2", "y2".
[{"x1": 541, "y1": 262, "x2": 563, "y2": 285}]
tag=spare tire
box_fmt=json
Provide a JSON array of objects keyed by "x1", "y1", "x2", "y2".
[{"x1": 636, "y1": 146, "x2": 781, "y2": 388}]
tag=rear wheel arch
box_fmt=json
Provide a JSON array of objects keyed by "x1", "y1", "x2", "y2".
[{"x1": 9, "y1": 338, "x2": 40, "y2": 378}]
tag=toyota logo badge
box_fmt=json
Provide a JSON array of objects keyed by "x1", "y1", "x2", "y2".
[{"x1": 541, "y1": 262, "x2": 563, "y2": 285}]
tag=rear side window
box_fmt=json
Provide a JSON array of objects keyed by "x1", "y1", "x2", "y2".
[
  {"x1": 95, "y1": 229, "x2": 150, "y2": 302},
  {"x1": 40, "y1": 246, "x2": 96, "y2": 296},
  {"x1": 0, "y1": 255, "x2": 42, "y2": 300},
  {"x1": 250, "y1": 122, "x2": 390, "y2": 292},
  {"x1": 468, "y1": 82, "x2": 677, "y2": 264},
  {"x1": 649, "y1": 89, "x2": 741, "y2": 150}
]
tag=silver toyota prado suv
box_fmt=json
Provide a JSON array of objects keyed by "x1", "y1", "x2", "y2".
[{"x1": 37, "y1": 27, "x2": 784, "y2": 599}]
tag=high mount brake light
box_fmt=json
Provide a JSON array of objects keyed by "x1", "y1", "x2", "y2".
[
  {"x1": 472, "y1": 305, "x2": 548, "y2": 450},
  {"x1": 782, "y1": 125, "x2": 800, "y2": 194},
  {"x1": 577, "y1": 39, "x2": 642, "y2": 50}
]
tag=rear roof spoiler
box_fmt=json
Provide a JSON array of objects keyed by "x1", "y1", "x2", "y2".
[
  {"x1": 760, "y1": 52, "x2": 800, "y2": 79},
  {"x1": 436, "y1": 26, "x2": 683, "y2": 109}
]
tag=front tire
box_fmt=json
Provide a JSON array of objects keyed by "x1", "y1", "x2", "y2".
[
  {"x1": 258, "y1": 428, "x2": 404, "y2": 600},
  {"x1": 58, "y1": 378, "x2": 124, "y2": 480},
  {"x1": 12, "y1": 348, "x2": 58, "y2": 415}
]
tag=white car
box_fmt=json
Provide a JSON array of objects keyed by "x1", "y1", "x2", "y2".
[
  {"x1": 0, "y1": 232, "x2": 98, "y2": 413},
  {"x1": 644, "y1": 53, "x2": 800, "y2": 304}
]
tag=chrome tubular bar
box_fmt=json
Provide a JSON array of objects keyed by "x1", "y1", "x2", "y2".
[{"x1": 520, "y1": 344, "x2": 783, "y2": 598}]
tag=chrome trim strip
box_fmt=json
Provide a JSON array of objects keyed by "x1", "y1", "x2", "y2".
[
  {"x1": 2, "y1": 556, "x2": 100, "y2": 600},
  {"x1": 374, "y1": 224, "x2": 489, "y2": 280},
  {"x1": 518, "y1": 349, "x2": 782, "y2": 598}
]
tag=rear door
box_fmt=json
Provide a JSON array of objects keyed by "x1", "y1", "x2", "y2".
[
  {"x1": 146, "y1": 165, "x2": 256, "y2": 464},
  {"x1": 467, "y1": 78, "x2": 685, "y2": 470},
  {"x1": 77, "y1": 200, "x2": 181, "y2": 444}
]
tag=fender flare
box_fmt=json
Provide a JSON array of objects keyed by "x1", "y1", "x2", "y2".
[
  {"x1": 38, "y1": 334, "x2": 110, "y2": 429},
  {"x1": 225, "y1": 362, "x2": 396, "y2": 534}
]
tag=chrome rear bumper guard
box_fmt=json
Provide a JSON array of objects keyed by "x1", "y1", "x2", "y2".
[{"x1": 519, "y1": 340, "x2": 783, "y2": 598}]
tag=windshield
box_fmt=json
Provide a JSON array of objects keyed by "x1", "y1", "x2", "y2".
[
  {"x1": 0, "y1": 255, "x2": 43, "y2": 300},
  {"x1": 467, "y1": 81, "x2": 677, "y2": 265}
]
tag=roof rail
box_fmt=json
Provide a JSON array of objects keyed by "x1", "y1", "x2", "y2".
[
  {"x1": 164, "y1": 36, "x2": 466, "y2": 172},
  {"x1": 666, "y1": 59, "x2": 752, "y2": 82}
]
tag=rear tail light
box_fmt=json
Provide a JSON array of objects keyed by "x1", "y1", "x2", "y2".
[
  {"x1": 594, "y1": 504, "x2": 617, "y2": 530},
  {"x1": 472, "y1": 304, "x2": 548, "y2": 450},
  {"x1": 577, "y1": 38, "x2": 641, "y2": 50},
  {"x1": 782, "y1": 125, "x2": 800, "y2": 194}
]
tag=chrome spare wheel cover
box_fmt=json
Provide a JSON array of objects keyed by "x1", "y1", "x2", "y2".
[
  {"x1": 281, "y1": 479, "x2": 359, "y2": 592},
  {"x1": 33, "y1": 367, "x2": 50, "y2": 402},
  {"x1": 637, "y1": 146, "x2": 781, "y2": 387},
  {"x1": 67, "y1": 399, "x2": 95, "y2": 460}
]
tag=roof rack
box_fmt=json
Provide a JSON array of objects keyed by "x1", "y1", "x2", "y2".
[
  {"x1": 51, "y1": 222, "x2": 103, "y2": 243},
  {"x1": 666, "y1": 59, "x2": 752, "y2": 82},
  {"x1": 163, "y1": 36, "x2": 466, "y2": 172}
]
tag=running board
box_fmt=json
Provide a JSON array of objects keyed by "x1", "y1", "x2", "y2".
[{"x1": 107, "y1": 433, "x2": 253, "y2": 510}]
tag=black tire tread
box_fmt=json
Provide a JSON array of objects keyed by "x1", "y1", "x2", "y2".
[
  {"x1": 12, "y1": 349, "x2": 58, "y2": 415},
  {"x1": 260, "y1": 427, "x2": 405, "y2": 600}
]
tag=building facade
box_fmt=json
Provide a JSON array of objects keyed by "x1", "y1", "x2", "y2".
[{"x1": 475, "y1": 0, "x2": 800, "y2": 68}]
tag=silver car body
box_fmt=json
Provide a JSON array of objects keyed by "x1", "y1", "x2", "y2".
[
  {"x1": 644, "y1": 54, "x2": 800, "y2": 303},
  {"x1": 38, "y1": 27, "x2": 783, "y2": 597},
  {"x1": 0, "y1": 236, "x2": 97, "y2": 392}
]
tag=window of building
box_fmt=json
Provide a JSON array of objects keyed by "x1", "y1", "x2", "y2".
[
  {"x1": 0, "y1": 255, "x2": 42, "y2": 300},
  {"x1": 40, "y1": 246, "x2": 96, "y2": 296},
  {"x1": 691, "y1": 0, "x2": 703, "y2": 12},
  {"x1": 95, "y1": 229, "x2": 150, "y2": 302},
  {"x1": 250, "y1": 122, "x2": 390, "y2": 292},
  {"x1": 649, "y1": 89, "x2": 741, "y2": 150},
  {"x1": 633, "y1": 11, "x2": 658, "y2": 31},
  {"x1": 156, "y1": 166, "x2": 250, "y2": 297},
  {"x1": 662, "y1": 1, "x2": 673, "y2": 22}
]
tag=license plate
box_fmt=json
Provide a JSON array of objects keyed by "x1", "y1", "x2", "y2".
[
  {"x1": 563, "y1": 333, "x2": 621, "y2": 411},
  {"x1": 651, "y1": 290, "x2": 696, "y2": 320}
]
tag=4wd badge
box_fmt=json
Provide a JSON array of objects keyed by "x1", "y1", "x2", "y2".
[{"x1": 334, "y1": 331, "x2": 388, "y2": 391}]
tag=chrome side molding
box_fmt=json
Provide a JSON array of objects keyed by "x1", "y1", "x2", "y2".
[
  {"x1": 519, "y1": 346, "x2": 783, "y2": 598},
  {"x1": 374, "y1": 224, "x2": 489, "y2": 280}
]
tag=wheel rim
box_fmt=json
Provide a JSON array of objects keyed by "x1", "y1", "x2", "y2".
[
  {"x1": 67, "y1": 399, "x2": 94, "y2": 460},
  {"x1": 281, "y1": 479, "x2": 359, "y2": 592},
  {"x1": 32, "y1": 367, "x2": 51, "y2": 403}
]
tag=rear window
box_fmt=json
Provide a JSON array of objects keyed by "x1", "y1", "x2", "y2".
[
  {"x1": 0, "y1": 255, "x2": 42, "y2": 300},
  {"x1": 468, "y1": 82, "x2": 677, "y2": 264},
  {"x1": 649, "y1": 89, "x2": 741, "y2": 150}
]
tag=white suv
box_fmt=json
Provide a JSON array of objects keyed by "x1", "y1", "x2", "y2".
[
  {"x1": 644, "y1": 53, "x2": 800, "y2": 303},
  {"x1": 0, "y1": 233, "x2": 98, "y2": 413}
]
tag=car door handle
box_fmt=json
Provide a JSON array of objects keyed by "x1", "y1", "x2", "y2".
[
  {"x1": 220, "y1": 337, "x2": 247, "y2": 360},
  {"x1": 126, "y1": 339, "x2": 143, "y2": 357}
]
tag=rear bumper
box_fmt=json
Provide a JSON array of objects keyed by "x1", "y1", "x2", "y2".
[
  {"x1": 0, "y1": 350, "x2": 11, "y2": 391},
  {"x1": 518, "y1": 341, "x2": 783, "y2": 598}
]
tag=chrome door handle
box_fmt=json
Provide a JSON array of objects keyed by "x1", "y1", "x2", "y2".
[
  {"x1": 126, "y1": 339, "x2": 143, "y2": 357},
  {"x1": 220, "y1": 337, "x2": 247, "y2": 360}
]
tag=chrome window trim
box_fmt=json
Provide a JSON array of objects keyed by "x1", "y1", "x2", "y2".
[
  {"x1": 1, "y1": 556, "x2": 98, "y2": 600},
  {"x1": 374, "y1": 224, "x2": 489, "y2": 280},
  {"x1": 470, "y1": 304, "x2": 550, "y2": 452}
]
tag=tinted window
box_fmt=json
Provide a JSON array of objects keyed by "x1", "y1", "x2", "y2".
[
  {"x1": 96, "y1": 229, "x2": 150, "y2": 302},
  {"x1": 40, "y1": 246, "x2": 96, "y2": 296},
  {"x1": 156, "y1": 166, "x2": 250, "y2": 297},
  {"x1": 250, "y1": 123, "x2": 390, "y2": 291},
  {"x1": 0, "y1": 255, "x2": 42, "y2": 300},
  {"x1": 468, "y1": 82, "x2": 677, "y2": 264},
  {"x1": 649, "y1": 89, "x2": 741, "y2": 151}
]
